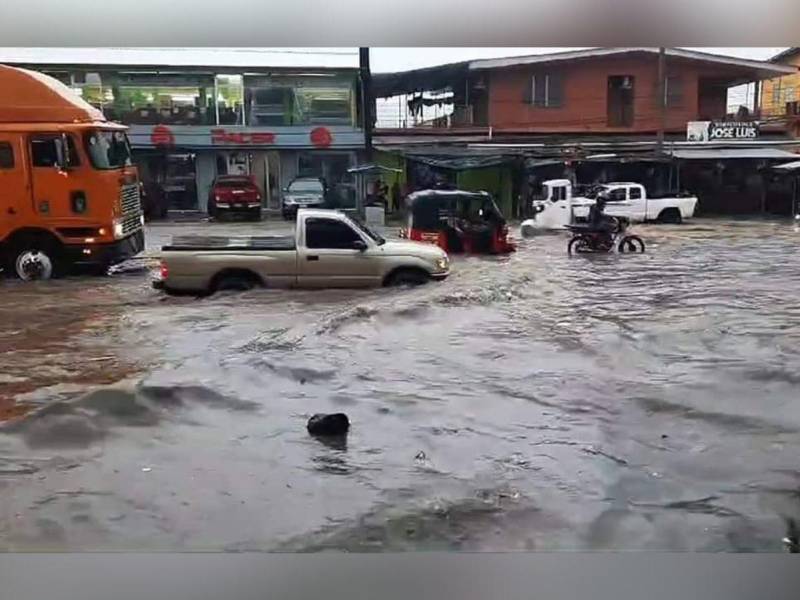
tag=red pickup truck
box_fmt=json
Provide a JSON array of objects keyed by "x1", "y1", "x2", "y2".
[{"x1": 207, "y1": 175, "x2": 262, "y2": 221}]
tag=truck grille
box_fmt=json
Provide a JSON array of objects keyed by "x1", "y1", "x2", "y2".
[
  {"x1": 120, "y1": 184, "x2": 142, "y2": 215},
  {"x1": 121, "y1": 212, "x2": 142, "y2": 236}
]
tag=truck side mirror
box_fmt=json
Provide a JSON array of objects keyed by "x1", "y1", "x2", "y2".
[
  {"x1": 54, "y1": 134, "x2": 72, "y2": 172},
  {"x1": 352, "y1": 239, "x2": 367, "y2": 251}
]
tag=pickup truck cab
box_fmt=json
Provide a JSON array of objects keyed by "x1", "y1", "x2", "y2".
[
  {"x1": 154, "y1": 209, "x2": 450, "y2": 295},
  {"x1": 520, "y1": 179, "x2": 698, "y2": 235}
]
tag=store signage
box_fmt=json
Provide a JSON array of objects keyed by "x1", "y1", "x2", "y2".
[
  {"x1": 687, "y1": 121, "x2": 760, "y2": 142},
  {"x1": 211, "y1": 128, "x2": 276, "y2": 145},
  {"x1": 129, "y1": 125, "x2": 362, "y2": 149},
  {"x1": 150, "y1": 125, "x2": 175, "y2": 147}
]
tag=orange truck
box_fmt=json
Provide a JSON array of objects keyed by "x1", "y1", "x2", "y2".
[{"x1": 0, "y1": 65, "x2": 144, "y2": 280}]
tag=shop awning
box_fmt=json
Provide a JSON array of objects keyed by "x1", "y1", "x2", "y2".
[
  {"x1": 771, "y1": 160, "x2": 800, "y2": 171},
  {"x1": 347, "y1": 164, "x2": 402, "y2": 174},
  {"x1": 670, "y1": 148, "x2": 800, "y2": 160},
  {"x1": 404, "y1": 153, "x2": 516, "y2": 170}
]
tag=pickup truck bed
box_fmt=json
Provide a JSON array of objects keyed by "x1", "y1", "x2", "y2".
[{"x1": 163, "y1": 235, "x2": 296, "y2": 252}]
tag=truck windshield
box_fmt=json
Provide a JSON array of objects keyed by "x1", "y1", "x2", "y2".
[
  {"x1": 350, "y1": 216, "x2": 385, "y2": 245},
  {"x1": 85, "y1": 130, "x2": 133, "y2": 170}
]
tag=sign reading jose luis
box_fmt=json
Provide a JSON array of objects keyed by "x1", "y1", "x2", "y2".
[{"x1": 687, "y1": 121, "x2": 760, "y2": 142}]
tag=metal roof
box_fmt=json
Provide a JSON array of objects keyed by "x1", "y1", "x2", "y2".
[
  {"x1": 771, "y1": 160, "x2": 800, "y2": 171},
  {"x1": 769, "y1": 48, "x2": 800, "y2": 63},
  {"x1": 469, "y1": 47, "x2": 796, "y2": 76},
  {"x1": 0, "y1": 47, "x2": 359, "y2": 71},
  {"x1": 670, "y1": 148, "x2": 800, "y2": 160}
]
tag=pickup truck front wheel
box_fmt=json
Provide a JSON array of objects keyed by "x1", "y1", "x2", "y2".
[{"x1": 385, "y1": 268, "x2": 430, "y2": 287}]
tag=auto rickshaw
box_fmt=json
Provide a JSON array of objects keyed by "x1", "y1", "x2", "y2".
[{"x1": 399, "y1": 189, "x2": 516, "y2": 254}]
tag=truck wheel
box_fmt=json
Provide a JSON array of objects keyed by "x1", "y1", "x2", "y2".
[
  {"x1": 8, "y1": 238, "x2": 62, "y2": 281},
  {"x1": 386, "y1": 268, "x2": 430, "y2": 287},
  {"x1": 658, "y1": 208, "x2": 682, "y2": 224},
  {"x1": 211, "y1": 270, "x2": 262, "y2": 293}
]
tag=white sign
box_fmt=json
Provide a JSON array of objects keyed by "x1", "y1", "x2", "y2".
[{"x1": 687, "y1": 121, "x2": 760, "y2": 142}]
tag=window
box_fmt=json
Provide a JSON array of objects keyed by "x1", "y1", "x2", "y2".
[
  {"x1": 30, "y1": 135, "x2": 80, "y2": 168},
  {"x1": 606, "y1": 188, "x2": 626, "y2": 202},
  {"x1": 552, "y1": 186, "x2": 567, "y2": 202},
  {"x1": 305, "y1": 218, "x2": 361, "y2": 249},
  {"x1": 629, "y1": 187, "x2": 642, "y2": 200},
  {"x1": 523, "y1": 73, "x2": 564, "y2": 108},
  {"x1": 85, "y1": 130, "x2": 132, "y2": 170},
  {"x1": 0, "y1": 142, "x2": 13, "y2": 169},
  {"x1": 665, "y1": 76, "x2": 683, "y2": 108}
]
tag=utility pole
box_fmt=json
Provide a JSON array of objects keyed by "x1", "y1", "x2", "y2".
[
  {"x1": 359, "y1": 47, "x2": 374, "y2": 163},
  {"x1": 656, "y1": 47, "x2": 666, "y2": 156}
]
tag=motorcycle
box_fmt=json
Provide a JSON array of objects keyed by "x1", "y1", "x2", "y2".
[{"x1": 566, "y1": 216, "x2": 645, "y2": 255}]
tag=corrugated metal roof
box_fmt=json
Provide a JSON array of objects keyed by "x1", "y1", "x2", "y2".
[
  {"x1": 469, "y1": 47, "x2": 796, "y2": 75},
  {"x1": 670, "y1": 148, "x2": 800, "y2": 160},
  {"x1": 772, "y1": 160, "x2": 800, "y2": 170},
  {"x1": 0, "y1": 47, "x2": 359, "y2": 70}
]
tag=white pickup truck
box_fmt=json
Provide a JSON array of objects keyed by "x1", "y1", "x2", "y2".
[
  {"x1": 153, "y1": 209, "x2": 450, "y2": 295},
  {"x1": 520, "y1": 180, "x2": 698, "y2": 234}
]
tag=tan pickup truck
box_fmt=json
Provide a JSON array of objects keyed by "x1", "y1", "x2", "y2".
[{"x1": 153, "y1": 209, "x2": 450, "y2": 295}]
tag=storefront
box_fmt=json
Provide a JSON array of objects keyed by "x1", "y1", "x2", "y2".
[{"x1": 128, "y1": 124, "x2": 364, "y2": 213}]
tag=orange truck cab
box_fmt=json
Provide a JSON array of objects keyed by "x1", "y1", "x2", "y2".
[{"x1": 0, "y1": 65, "x2": 144, "y2": 280}]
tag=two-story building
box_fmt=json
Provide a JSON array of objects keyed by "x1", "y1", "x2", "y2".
[
  {"x1": 0, "y1": 48, "x2": 365, "y2": 215},
  {"x1": 373, "y1": 48, "x2": 799, "y2": 216},
  {"x1": 760, "y1": 47, "x2": 800, "y2": 137}
]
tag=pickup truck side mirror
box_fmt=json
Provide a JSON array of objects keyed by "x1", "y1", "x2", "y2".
[{"x1": 352, "y1": 239, "x2": 367, "y2": 252}]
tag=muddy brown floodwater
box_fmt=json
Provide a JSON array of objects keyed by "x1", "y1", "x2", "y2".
[{"x1": 1, "y1": 218, "x2": 799, "y2": 551}]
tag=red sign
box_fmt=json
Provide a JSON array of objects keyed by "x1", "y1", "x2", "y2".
[
  {"x1": 150, "y1": 125, "x2": 175, "y2": 147},
  {"x1": 310, "y1": 127, "x2": 333, "y2": 148},
  {"x1": 211, "y1": 129, "x2": 276, "y2": 145}
]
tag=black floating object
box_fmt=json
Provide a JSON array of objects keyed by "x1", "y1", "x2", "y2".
[{"x1": 307, "y1": 413, "x2": 350, "y2": 437}]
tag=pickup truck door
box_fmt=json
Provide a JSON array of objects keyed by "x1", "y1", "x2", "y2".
[
  {"x1": 626, "y1": 185, "x2": 647, "y2": 221},
  {"x1": 599, "y1": 186, "x2": 632, "y2": 220},
  {"x1": 297, "y1": 217, "x2": 381, "y2": 288}
]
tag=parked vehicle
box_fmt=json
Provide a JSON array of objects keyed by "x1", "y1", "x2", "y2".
[
  {"x1": 520, "y1": 180, "x2": 698, "y2": 235},
  {"x1": 208, "y1": 175, "x2": 262, "y2": 221},
  {"x1": 282, "y1": 177, "x2": 326, "y2": 219},
  {"x1": 399, "y1": 189, "x2": 516, "y2": 254},
  {"x1": 566, "y1": 216, "x2": 645, "y2": 255},
  {"x1": 153, "y1": 208, "x2": 450, "y2": 295},
  {"x1": 0, "y1": 65, "x2": 144, "y2": 280}
]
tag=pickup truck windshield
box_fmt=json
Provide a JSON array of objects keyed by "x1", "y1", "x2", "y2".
[
  {"x1": 350, "y1": 216, "x2": 386, "y2": 245},
  {"x1": 85, "y1": 130, "x2": 133, "y2": 170}
]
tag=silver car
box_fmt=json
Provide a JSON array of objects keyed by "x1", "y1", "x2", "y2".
[{"x1": 282, "y1": 177, "x2": 326, "y2": 220}]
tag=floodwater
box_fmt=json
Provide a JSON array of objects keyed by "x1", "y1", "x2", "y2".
[{"x1": 1, "y1": 218, "x2": 799, "y2": 551}]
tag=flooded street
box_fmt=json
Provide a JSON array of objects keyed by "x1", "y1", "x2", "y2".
[{"x1": 1, "y1": 218, "x2": 799, "y2": 551}]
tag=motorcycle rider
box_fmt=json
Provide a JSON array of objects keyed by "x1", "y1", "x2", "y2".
[{"x1": 587, "y1": 193, "x2": 617, "y2": 246}]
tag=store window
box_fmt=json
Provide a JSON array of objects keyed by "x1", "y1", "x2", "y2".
[
  {"x1": 245, "y1": 75, "x2": 355, "y2": 126},
  {"x1": 215, "y1": 75, "x2": 244, "y2": 125}
]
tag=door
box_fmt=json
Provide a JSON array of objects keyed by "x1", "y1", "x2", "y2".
[
  {"x1": 0, "y1": 137, "x2": 29, "y2": 235},
  {"x1": 601, "y1": 187, "x2": 634, "y2": 220},
  {"x1": 625, "y1": 185, "x2": 647, "y2": 221},
  {"x1": 607, "y1": 76, "x2": 635, "y2": 127},
  {"x1": 297, "y1": 217, "x2": 381, "y2": 288},
  {"x1": 29, "y1": 133, "x2": 83, "y2": 221}
]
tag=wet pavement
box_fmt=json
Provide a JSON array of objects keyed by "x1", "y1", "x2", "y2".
[{"x1": 1, "y1": 218, "x2": 799, "y2": 551}]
